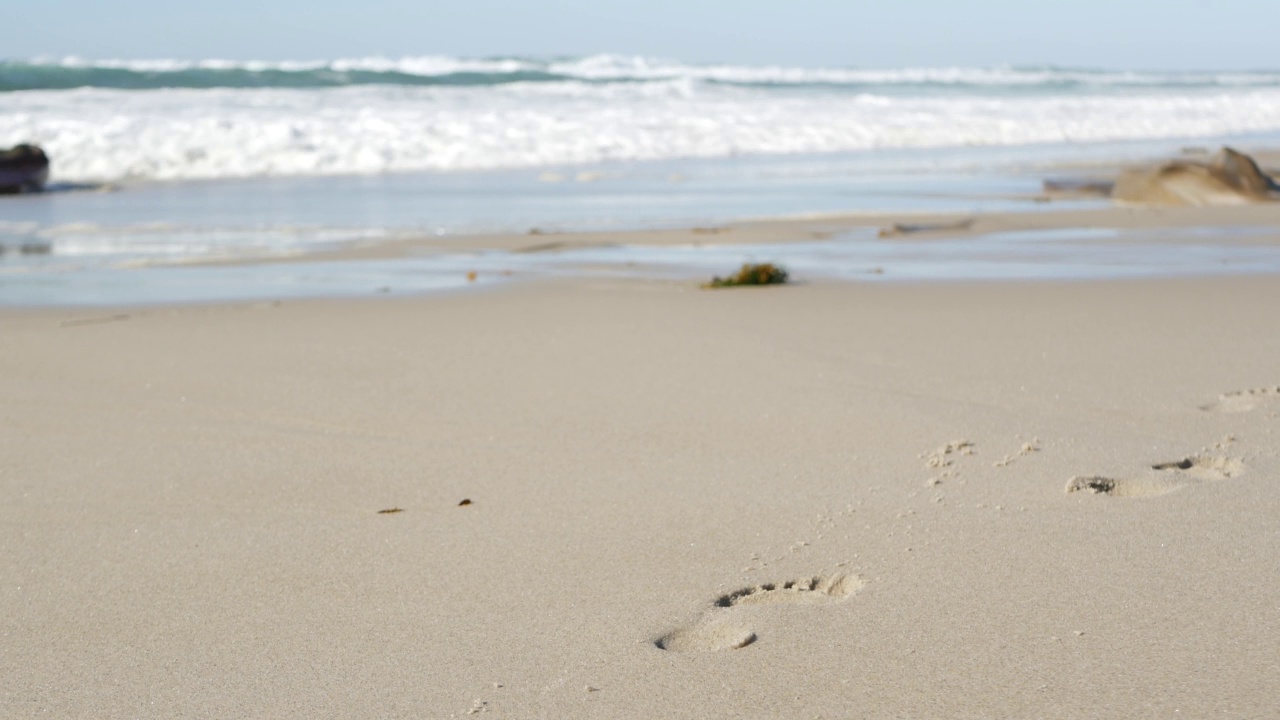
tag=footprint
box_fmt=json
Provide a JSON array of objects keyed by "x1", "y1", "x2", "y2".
[
  {"x1": 1067, "y1": 455, "x2": 1244, "y2": 498},
  {"x1": 1065, "y1": 474, "x2": 1179, "y2": 498},
  {"x1": 655, "y1": 573, "x2": 862, "y2": 652},
  {"x1": 993, "y1": 439, "x2": 1041, "y2": 468},
  {"x1": 922, "y1": 440, "x2": 976, "y2": 485},
  {"x1": 1200, "y1": 386, "x2": 1280, "y2": 414},
  {"x1": 655, "y1": 619, "x2": 757, "y2": 652},
  {"x1": 715, "y1": 573, "x2": 863, "y2": 608},
  {"x1": 921, "y1": 440, "x2": 975, "y2": 469},
  {"x1": 1149, "y1": 455, "x2": 1243, "y2": 481},
  {"x1": 1066, "y1": 476, "x2": 1120, "y2": 495}
]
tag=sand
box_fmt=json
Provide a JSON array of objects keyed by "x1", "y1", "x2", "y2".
[
  {"x1": 202, "y1": 202, "x2": 1280, "y2": 267},
  {"x1": 4, "y1": 224, "x2": 1280, "y2": 717}
]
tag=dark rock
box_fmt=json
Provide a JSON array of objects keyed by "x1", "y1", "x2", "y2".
[{"x1": 0, "y1": 144, "x2": 50, "y2": 194}]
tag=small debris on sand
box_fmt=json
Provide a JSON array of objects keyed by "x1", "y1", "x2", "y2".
[{"x1": 878, "y1": 219, "x2": 974, "y2": 238}]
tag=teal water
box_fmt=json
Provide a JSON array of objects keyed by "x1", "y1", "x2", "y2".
[
  {"x1": 5, "y1": 56, "x2": 1280, "y2": 184},
  {"x1": 6, "y1": 57, "x2": 1280, "y2": 92}
]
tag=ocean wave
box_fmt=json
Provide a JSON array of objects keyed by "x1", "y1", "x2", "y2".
[
  {"x1": 4, "y1": 55, "x2": 1280, "y2": 91},
  {"x1": 5, "y1": 81, "x2": 1280, "y2": 183}
]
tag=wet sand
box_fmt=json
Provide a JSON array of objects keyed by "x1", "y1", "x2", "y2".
[{"x1": 209, "y1": 203, "x2": 1280, "y2": 265}]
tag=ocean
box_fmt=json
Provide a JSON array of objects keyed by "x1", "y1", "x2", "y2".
[
  {"x1": 4, "y1": 55, "x2": 1280, "y2": 304},
  {"x1": 8, "y1": 55, "x2": 1280, "y2": 181}
]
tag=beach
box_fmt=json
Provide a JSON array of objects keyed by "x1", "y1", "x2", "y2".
[
  {"x1": 4, "y1": 265, "x2": 1279, "y2": 717},
  {"x1": 5, "y1": 53, "x2": 1280, "y2": 717}
]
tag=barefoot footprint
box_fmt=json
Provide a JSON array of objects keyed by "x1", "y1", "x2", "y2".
[
  {"x1": 655, "y1": 619, "x2": 758, "y2": 652},
  {"x1": 1149, "y1": 455, "x2": 1243, "y2": 481},
  {"x1": 655, "y1": 573, "x2": 863, "y2": 652},
  {"x1": 1066, "y1": 454, "x2": 1244, "y2": 498},
  {"x1": 1200, "y1": 386, "x2": 1280, "y2": 414},
  {"x1": 715, "y1": 573, "x2": 863, "y2": 607}
]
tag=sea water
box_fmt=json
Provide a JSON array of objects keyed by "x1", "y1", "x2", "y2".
[
  {"x1": 4, "y1": 55, "x2": 1280, "y2": 304},
  {"x1": 8, "y1": 57, "x2": 1280, "y2": 182}
]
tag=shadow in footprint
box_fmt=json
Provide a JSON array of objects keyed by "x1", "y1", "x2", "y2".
[
  {"x1": 1066, "y1": 476, "x2": 1119, "y2": 495},
  {"x1": 656, "y1": 620, "x2": 757, "y2": 652},
  {"x1": 1066, "y1": 474, "x2": 1177, "y2": 498},
  {"x1": 1150, "y1": 455, "x2": 1243, "y2": 480}
]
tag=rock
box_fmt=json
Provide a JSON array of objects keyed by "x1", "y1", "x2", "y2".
[
  {"x1": 0, "y1": 144, "x2": 50, "y2": 195},
  {"x1": 1111, "y1": 147, "x2": 1279, "y2": 206}
]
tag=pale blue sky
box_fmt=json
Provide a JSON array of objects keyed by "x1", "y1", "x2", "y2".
[{"x1": 7, "y1": 0, "x2": 1277, "y2": 69}]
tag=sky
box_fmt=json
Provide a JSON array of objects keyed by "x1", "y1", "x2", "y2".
[{"x1": 5, "y1": 0, "x2": 1278, "y2": 70}]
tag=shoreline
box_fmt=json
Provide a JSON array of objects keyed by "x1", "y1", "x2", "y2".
[
  {"x1": 10, "y1": 139, "x2": 1280, "y2": 197},
  {"x1": 234, "y1": 202, "x2": 1280, "y2": 265},
  {"x1": 6, "y1": 141, "x2": 1280, "y2": 310},
  {"x1": 5, "y1": 200, "x2": 1280, "y2": 309}
]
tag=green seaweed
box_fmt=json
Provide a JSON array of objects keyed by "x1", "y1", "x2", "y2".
[{"x1": 703, "y1": 263, "x2": 789, "y2": 289}]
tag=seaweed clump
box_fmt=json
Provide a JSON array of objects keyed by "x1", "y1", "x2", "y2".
[{"x1": 703, "y1": 263, "x2": 789, "y2": 289}]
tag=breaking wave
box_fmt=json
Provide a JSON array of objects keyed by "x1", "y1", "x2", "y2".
[
  {"x1": 6, "y1": 55, "x2": 1280, "y2": 91},
  {"x1": 4, "y1": 55, "x2": 1280, "y2": 183}
]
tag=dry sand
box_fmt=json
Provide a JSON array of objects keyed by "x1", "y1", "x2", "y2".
[{"x1": 3, "y1": 265, "x2": 1280, "y2": 718}]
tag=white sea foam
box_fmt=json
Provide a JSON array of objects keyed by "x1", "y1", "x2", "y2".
[{"x1": 5, "y1": 62, "x2": 1280, "y2": 183}]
